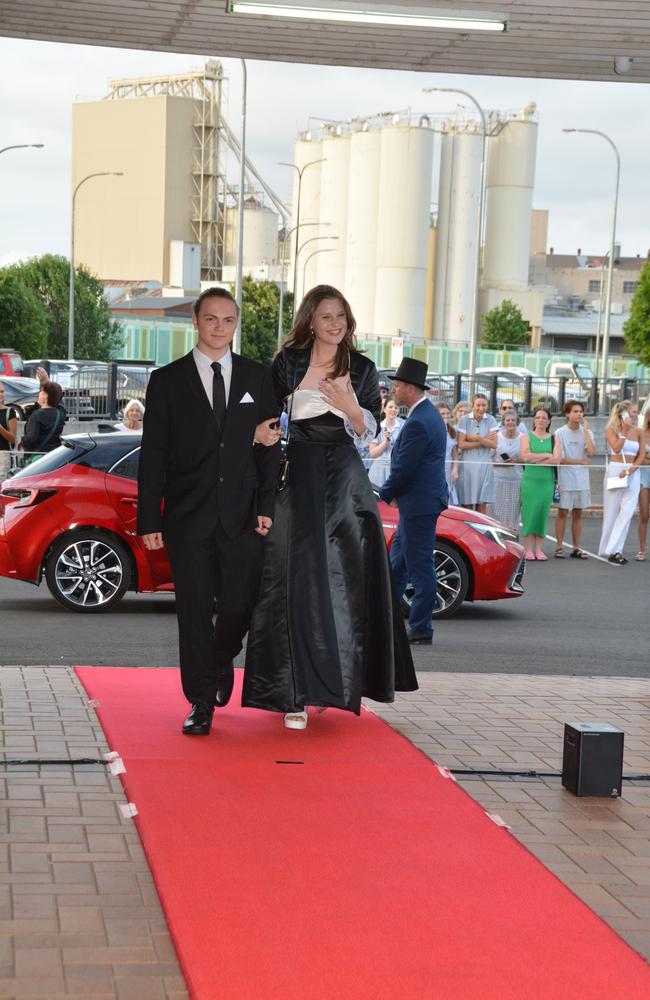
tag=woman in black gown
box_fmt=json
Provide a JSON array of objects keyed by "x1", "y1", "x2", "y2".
[{"x1": 243, "y1": 285, "x2": 417, "y2": 729}]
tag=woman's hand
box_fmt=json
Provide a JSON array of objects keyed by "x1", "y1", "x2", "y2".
[{"x1": 318, "y1": 376, "x2": 359, "y2": 419}]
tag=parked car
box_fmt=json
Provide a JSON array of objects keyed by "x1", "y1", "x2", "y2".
[
  {"x1": 0, "y1": 375, "x2": 41, "y2": 420},
  {"x1": 0, "y1": 433, "x2": 526, "y2": 617},
  {"x1": 68, "y1": 364, "x2": 155, "y2": 418},
  {"x1": 376, "y1": 493, "x2": 525, "y2": 619},
  {"x1": 0, "y1": 349, "x2": 24, "y2": 377}
]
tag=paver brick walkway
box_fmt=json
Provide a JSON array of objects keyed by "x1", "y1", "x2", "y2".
[{"x1": 1, "y1": 666, "x2": 649, "y2": 996}]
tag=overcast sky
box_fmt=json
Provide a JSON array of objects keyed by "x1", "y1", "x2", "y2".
[{"x1": 0, "y1": 36, "x2": 648, "y2": 270}]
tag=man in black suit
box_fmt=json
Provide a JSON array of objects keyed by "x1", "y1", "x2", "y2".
[{"x1": 137, "y1": 287, "x2": 281, "y2": 735}]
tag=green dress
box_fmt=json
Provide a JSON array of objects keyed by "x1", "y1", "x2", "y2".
[{"x1": 520, "y1": 434, "x2": 554, "y2": 536}]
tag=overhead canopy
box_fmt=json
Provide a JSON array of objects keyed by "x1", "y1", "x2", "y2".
[{"x1": 2, "y1": 1, "x2": 649, "y2": 83}]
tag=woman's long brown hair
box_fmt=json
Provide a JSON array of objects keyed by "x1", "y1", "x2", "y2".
[{"x1": 282, "y1": 284, "x2": 359, "y2": 380}]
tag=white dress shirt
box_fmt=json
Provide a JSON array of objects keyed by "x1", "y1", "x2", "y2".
[{"x1": 193, "y1": 346, "x2": 233, "y2": 407}]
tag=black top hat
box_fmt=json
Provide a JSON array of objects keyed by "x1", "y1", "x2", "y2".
[{"x1": 389, "y1": 358, "x2": 429, "y2": 391}]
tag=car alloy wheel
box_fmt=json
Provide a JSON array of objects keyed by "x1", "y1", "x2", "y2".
[
  {"x1": 400, "y1": 539, "x2": 470, "y2": 621},
  {"x1": 45, "y1": 532, "x2": 131, "y2": 612}
]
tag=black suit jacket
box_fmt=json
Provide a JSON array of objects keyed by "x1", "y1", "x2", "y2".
[{"x1": 137, "y1": 351, "x2": 280, "y2": 541}]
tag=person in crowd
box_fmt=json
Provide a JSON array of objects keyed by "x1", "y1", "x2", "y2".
[
  {"x1": 497, "y1": 399, "x2": 527, "y2": 434},
  {"x1": 487, "y1": 409, "x2": 522, "y2": 532},
  {"x1": 368, "y1": 395, "x2": 404, "y2": 488},
  {"x1": 379, "y1": 358, "x2": 448, "y2": 646},
  {"x1": 436, "y1": 402, "x2": 459, "y2": 504},
  {"x1": 598, "y1": 401, "x2": 645, "y2": 564},
  {"x1": 520, "y1": 406, "x2": 555, "y2": 560},
  {"x1": 114, "y1": 398, "x2": 145, "y2": 431},
  {"x1": 244, "y1": 285, "x2": 417, "y2": 730},
  {"x1": 553, "y1": 400, "x2": 595, "y2": 559},
  {"x1": 138, "y1": 287, "x2": 282, "y2": 736},
  {"x1": 457, "y1": 394, "x2": 497, "y2": 512},
  {"x1": 378, "y1": 378, "x2": 390, "y2": 413},
  {"x1": 451, "y1": 400, "x2": 470, "y2": 504},
  {"x1": 636, "y1": 407, "x2": 650, "y2": 561},
  {"x1": 0, "y1": 382, "x2": 18, "y2": 480},
  {"x1": 21, "y1": 382, "x2": 67, "y2": 461}
]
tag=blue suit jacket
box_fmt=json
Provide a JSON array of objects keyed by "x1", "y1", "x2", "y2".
[{"x1": 378, "y1": 397, "x2": 448, "y2": 517}]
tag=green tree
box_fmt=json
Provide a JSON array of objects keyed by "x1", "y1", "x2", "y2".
[
  {"x1": 480, "y1": 299, "x2": 529, "y2": 350},
  {"x1": 624, "y1": 261, "x2": 650, "y2": 367},
  {"x1": 0, "y1": 271, "x2": 48, "y2": 357},
  {"x1": 238, "y1": 276, "x2": 293, "y2": 365},
  {"x1": 1, "y1": 254, "x2": 122, "y2": 361}
]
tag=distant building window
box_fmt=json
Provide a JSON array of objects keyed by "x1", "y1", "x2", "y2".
[
  {"x1": 623, "y1": 281, "x2": 638, "y2": 294},
  {"x1": 588, "y1": 280, "x2": 601, "y2": 293}
]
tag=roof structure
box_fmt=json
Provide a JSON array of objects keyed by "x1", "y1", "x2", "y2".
[
  {"x1": 545, "y1": 254, "x2": 650, "y2": 271},
  {"x1": 2, "y1": 1, "x2": 650, "y2": 84}
]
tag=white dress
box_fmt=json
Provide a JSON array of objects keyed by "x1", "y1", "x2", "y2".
[
  {"x1": 369, "y1": 417, "x2": 404, "y2": 488},
  {"x1": 598, "y1": 438, "x2": 641, "y2": 556},
  {"x1": 487, "y1": 432, "x2": 522, "y2": 533},
  {"x1": 457, "y1": 413, "x2": 497, "y2": 504}
]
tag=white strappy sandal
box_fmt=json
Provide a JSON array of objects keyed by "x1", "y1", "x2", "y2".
[{"x1": 284, "y1": 709, "x2": 308, "y2": 730}]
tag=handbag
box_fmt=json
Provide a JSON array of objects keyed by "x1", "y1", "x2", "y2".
[{"x1": 606, "y1": 454, "x2": 628, "y2": 491}]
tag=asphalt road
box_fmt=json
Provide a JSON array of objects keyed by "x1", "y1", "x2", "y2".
[{"x1": 1, "y1": 521, "x2": 647, "y2": 678}]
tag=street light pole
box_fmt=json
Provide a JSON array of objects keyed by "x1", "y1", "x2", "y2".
[
  {"x1": 0, "y1": 143, "x2": 44, "y2": 156},
  {"x1": 563, "y1": 128, "x2": 620, "y2": 413},
  {"x1": 423, "y1": 86, "x2": 487, "y2": 384},
  {"x1": 301, "y1": 248, "x2": 335, "y2": 296},
  {"x1": 69, "y1": 172, "x2": 123, "y2": 360},
  {"x1": 276, "y1": 222, "x2": 328, "y2": 348},
  {"x1": 296, "y1": 235, "x2": 339, "y2": 298},
  {"x1": 279, "y1": 157, "x2": 325, "y2": 304},
  {"x1": 234, "y1": 59, "x2": 247, "y2": 354}
]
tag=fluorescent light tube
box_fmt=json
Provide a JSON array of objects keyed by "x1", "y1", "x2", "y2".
[{"x1": 227, "y1": 1, "x2": 508, "y2": 32}]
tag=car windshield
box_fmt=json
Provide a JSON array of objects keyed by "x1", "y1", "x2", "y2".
[
  {"x1": 575, "y1": 366, "x2": 594, "y2": 381},
  {"x1": 10, "y1": 438, "x2": 95, "y2": 480}
]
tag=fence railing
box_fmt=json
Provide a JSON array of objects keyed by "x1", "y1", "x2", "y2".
[
  {"x1": 25, "y1": 363, "x2": 650, "y2": 422},
  {"x1": 36, "y1": 361, "x2": 155, "y2": 421},
  {"x1": 423, "y1": 375, "x2": 649, "y2": 417}
]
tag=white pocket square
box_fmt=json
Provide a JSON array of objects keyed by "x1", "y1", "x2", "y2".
[{"x1": 239, "y1": 392, "x2": 254, "y2": 403}]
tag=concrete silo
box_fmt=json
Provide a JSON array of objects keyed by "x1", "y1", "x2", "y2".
[
  {"x1": 224, "y1": 199, "x2": 279, "y2": 269},
  {"x1": 483, "y1": 105, "x2": 538, "y2": 290},
  {"x1": 345, "y1": 127, "x2": 382, "y2": 335},
  {"x1": 373, "y1": 123, "x2": 434, "y2": 339},
  {"x1": 433, "y1": 123, "x2": 482, "y2": 344},
  {"x1": 313, "y1": 131, "x2": 350, "y2": 294}
]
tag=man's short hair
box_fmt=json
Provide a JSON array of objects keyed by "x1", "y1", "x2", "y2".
[
  {"x1": 194, "y1": 287, "x2": 239, "y2": 318},
  {"x1": 563, "y1": 399, "x2": 584, "y2": 415}
]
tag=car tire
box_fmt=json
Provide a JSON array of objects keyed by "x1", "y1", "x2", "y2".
[
  {"x1": 400, "y1": 539, "x2": 470, "y2": 621},
  {"x1": 45, "y1": 531, "x2": 131, "y2": 613}
]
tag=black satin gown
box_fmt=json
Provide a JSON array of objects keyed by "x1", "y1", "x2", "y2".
[{"x1": 242, "y1": 348, "x2": 417, "y2": 715}]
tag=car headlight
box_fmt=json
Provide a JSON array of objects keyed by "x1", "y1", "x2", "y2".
[{"x1": 464, "y1": 520, "x2": 518, "y2": 549}]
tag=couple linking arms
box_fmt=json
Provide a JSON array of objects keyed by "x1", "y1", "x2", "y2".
[{"x1": 137, "y1": 284, "x2": 445, "y2": 737}]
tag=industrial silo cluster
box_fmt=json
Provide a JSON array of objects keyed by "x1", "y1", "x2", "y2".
[
  {"x1": 289, "y1": 103, "x2": 543, "y2": 344},
  {"x1": 289, "y1": 112, "x2": 433, "y2": 339}
]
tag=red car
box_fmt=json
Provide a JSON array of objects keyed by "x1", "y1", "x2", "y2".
[{"x1": 0, "y1": 433, "x2": 525, "y2": 618}]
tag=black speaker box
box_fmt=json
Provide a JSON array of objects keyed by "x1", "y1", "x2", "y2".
[{"x1": 562, "y1": 722, "x2": 624, "y2": 797}]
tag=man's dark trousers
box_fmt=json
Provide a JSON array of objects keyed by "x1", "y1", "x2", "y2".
[
  {"x1": 389, "y1": 514, "x2": 438, "y2": 638},
  {"x1": 166, "y1": 523, "x2": 263, "y2": 707}
]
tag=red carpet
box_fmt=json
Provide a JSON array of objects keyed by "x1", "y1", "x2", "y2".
[{"x1": 76, "y1": 667, "x2": 650, "y2": 999}]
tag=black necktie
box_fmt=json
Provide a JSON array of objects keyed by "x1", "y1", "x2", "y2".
[{"x1": 211, "y1": 361, "x2": 226, "y2": 431}]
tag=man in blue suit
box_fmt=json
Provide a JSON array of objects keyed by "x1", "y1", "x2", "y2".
[{"x1": 379, "y1": 358, "x2": 448, "y2": 645}]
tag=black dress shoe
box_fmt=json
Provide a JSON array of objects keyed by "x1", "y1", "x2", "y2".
[
  {"x1": 182, "y1": 702, "x2": 214, "y2": 735},
  {"x1": 405, "y1": 628, "x2": 433, "y2": 645},
  {"x1": 215, "y1": 660, "x2": 235, "y2": 708}
]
